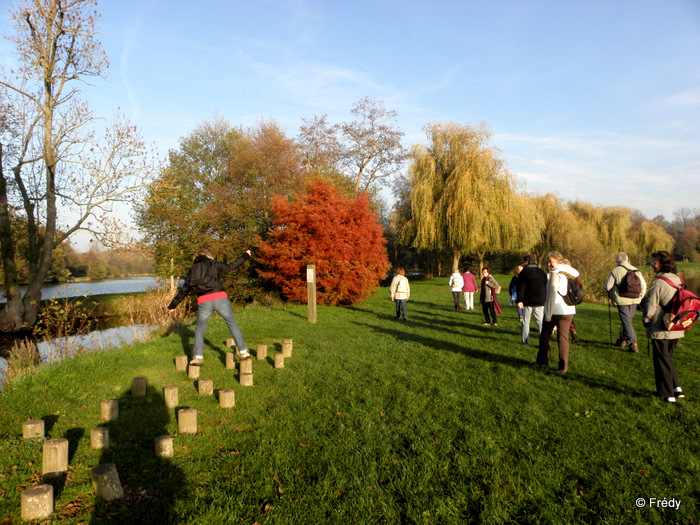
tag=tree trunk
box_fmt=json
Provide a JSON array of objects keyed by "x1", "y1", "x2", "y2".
[
  {"x1": 477, "y1": 252, "x2": 486, "y2": 274},
  {"x1": 0, "y1": 144, "x2": 24, "y2": 332},
  {"x1": 451, "y1": 250, "x2": 462, "y2": 274}
]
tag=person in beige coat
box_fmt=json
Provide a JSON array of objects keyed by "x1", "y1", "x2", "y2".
[
  {"x1": 390, "y1": 267, "x2": 410, "y2": 321},
  {"x1": 606, "y1": 252, "x2": 647, "y2": 353},
  {"x1": 642, "y1": 250, "x2": 685, "y2": 403}
]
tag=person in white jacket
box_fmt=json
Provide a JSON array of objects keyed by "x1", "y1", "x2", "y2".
[
  {"x1": 390, "y1": 267, "x2": 410, "y2": 320},
  {"x1": 449, "y1": 270, "x2": 464, "y2": 310},
  {"x1": 536, "y1": 251, "x2": 579, "y2": 373}
]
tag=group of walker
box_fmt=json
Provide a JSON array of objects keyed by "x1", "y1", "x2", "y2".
[
  {"x1": 391, "y1": 249, "x2": 688, "y2": 404},
  {"x1": 168, "y1": 247, "x2": 688, "y2": 405}
]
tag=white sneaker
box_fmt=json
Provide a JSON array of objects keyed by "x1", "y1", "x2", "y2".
[
  {"x1": 664, "y1": 397, "x2": 676, "y2": 403},
  {"x1": 189, "y1": 356, "x2": 203, "y2": 366},
  {"x1": 239, "y1": 348, "x2": 251, "y2": 359},
  {"x1": 675, "y1": 388, "x2": 685, "y2": 399}
]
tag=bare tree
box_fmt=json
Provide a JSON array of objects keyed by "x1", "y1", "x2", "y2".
[
  {"x1": 340, "y1": 97, "x2": 407, "y2": 194},
  {"x1": 0, "y1": 0, "x2": 157, "y2": 332}
]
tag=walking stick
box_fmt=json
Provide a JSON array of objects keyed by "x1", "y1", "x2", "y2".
[{"x1": 608, "y1": 296, "x2": 612, "y2": 344}]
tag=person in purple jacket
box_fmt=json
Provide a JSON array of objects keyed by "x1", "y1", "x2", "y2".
[{"x1": 461, "y1": 268, "x2": 478, "y2": 311}]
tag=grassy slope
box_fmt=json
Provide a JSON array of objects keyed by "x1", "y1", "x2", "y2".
[{"x1": 0, "y1": 276, "x2": 698, "y2": 524}]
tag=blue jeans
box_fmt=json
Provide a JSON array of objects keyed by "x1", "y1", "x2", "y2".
[
  {"x1": 521, "y1": 306, "x2": 544, "y2": 345},
  {"x1": 194, "y1": 297, "x2": 247, "y2": 357},
  {"x1": 395, "y1": 299, "x2": 407, "y2": 319},
  {"x1": 617, "y1": 304, "x2": 638, "y2": 344}
]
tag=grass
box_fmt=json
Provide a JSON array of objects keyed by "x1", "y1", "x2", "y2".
[{"x1": 0, "y1": 276, "x2": 698, "y2": 524}]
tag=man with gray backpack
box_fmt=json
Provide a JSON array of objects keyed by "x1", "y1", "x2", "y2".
[{"x1": 605, "y1": 252, "x2": 646, "y2": 353}]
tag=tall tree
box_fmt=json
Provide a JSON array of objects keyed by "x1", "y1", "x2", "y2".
[
  {"x1": 256, "y1": 180, "x2": 390, "y2": 306},
  {"x1": 404, "y1": 122, "x2": 540, "y2": 272},
  {"x1": 0, "y1": 0, "x2": 155, "y2": 332},
  {"x1": 341, "y1": 97, "x2": 407, "y2": 194}
]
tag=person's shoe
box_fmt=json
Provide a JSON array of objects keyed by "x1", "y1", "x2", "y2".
[
  {"x1": 570, "y1": 330, "x2": 579, "y2": 344},
  {"x1": 675, "y1": 388, "x2": 685, "y2": 399},
  {"x1": 239, "y1": 348, "x2": 251, "y2": 360},
  {"x1": 620, "y1": 339, "x2": 628, "y2": 349},
  {"x1": 627, "y1": 341, "x2": 639, "y2": 353},
  {"x1": 663, "y1": 397, "x2": 677, "y2": 403},
  {"x1": 189, "y1": 356, "x2": 203, "y2": 366},
  {"x1": 493, "y1": 323, "x2": 498, "y2": 326}
]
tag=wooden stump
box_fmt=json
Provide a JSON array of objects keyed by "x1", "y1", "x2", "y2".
[
  {"x1": 91, "y1": 463, "x2": 124, "y2": 501},
  {"x1": 131, "y1": 377, "x2": 147, "y2": 397},
  {"x1": 225, "y1": 352, "x2": 236, "y2": 370},
  {"x1": 154, "y1": 435, "x2": 174, "y2": 458},
  {"x1": 23, "y1": 419, "x2": 45, "y2": 439},
  {"x1": 178, "y1": 408, "x2": 197, "y2": 434},
  {"x1": 91, "y1": 427, "x2": 109, "y2": 450},
  {"x1": 239, "y1": 373, "x2": 254, "y2": 387},
  {"x1": 163, "y1": 386, "x2": 179, "y2": 408},
  {"x1": 256, "y1": 344, "x2": 267, "y2": 360},
  {"x1": 21, "y1": 484, "x2": 53, "y2": 521},
  {"x1": 43, "y1": 438, "x2": 68, "y2": 479},
  {"x1": 100, "y1": 400, "x2": 119, "y2": 421},
  {"x1": 198, "y1": 379, "x2": 214, "y2": 396},
  {"x1": 274, "y1": 353, "x2": 285, "y2": 369},
  {"x1": 239, "y1": 359, "x2": 253, "y2": 375},
  {"x1": 225, "y1": 338, "x2": 236, "y2": 348},
  {"x1": 175, "y1": 355, "x2": 188, "y2": 371},
  {"x1": 282, "y1": 338, "x2": 293, "y2": 357},
  {"x1": 188, "y1": 365, "x2": 200, "y2": 379},
  {"x1": 219, "y1": 389, "x2": 235, "y2": 408}
]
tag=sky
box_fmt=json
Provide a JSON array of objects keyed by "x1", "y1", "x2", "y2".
[{"x1": 1, "y1": 0, "x2": 700, "y2": 248}]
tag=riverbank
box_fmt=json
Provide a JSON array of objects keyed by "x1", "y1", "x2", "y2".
[{"x1": 0, "y1": 277, "x2": 698, "y2": 522}]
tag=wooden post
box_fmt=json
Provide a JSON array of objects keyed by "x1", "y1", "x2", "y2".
[
  {"x1": 91, "y1": 427, "x2": 109, "y2": 450},
  {"x1": 43, "y1": 438, "x2": 69, "y2": 479},
  {"x1": 307, "y1": 264, "x2": 317, "y2": 323},
  {"x1": 256, "y1": 344, "x2": 267, "y2": 360},
  {"x1": 91, "y1": 463, "x2": 125, "y2": 501},
  {"x1": 225, "y1": 351, "x2": 236, "y2": 369},
  {"x1": 175, "y1": 355, "x2": 188, "y2": 371},
  {"x1": 198, "y1": 379, "x2": 214, "y2": 396},
  {"x1": 282, "y1": 339, "x2": 293, "y2": 358},
  {"x1": 154, "y1": 435, "x2": 174, "y2": 458},
  {"x1": 239, "y1": 359, "x2": 253, "y2": 375},
  {"x1": 21, "y1": 485, "x2": 53, "y2": 521},
  {"x1": 219, "y1": 389, "x2": 236, "y2": 408},
  {"x1": 188, "y1": 365, "x2": 200, "y2": 379},
  {"x1": 100, "y1": 400, "x2": 118, "y2": 421},
  {"x1": 163, "y1": 386, "x2": 179, "y2": 408},
  {"x1": 131, "y1": 377, "x2": 147, "y2": 397},
  {"x1": 274, "y1": 353, "x2": 284, "y2": 369},
  {"x1": 178, "y1": 408, "x2": 197, "y2": 434},
  {"x1": 23, "y1": 419, "x2": 45, "y2": 438}
]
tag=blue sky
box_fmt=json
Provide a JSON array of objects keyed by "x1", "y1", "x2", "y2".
[{"x1": 2, "y1": 0, "x2": 700, "y2": 233}]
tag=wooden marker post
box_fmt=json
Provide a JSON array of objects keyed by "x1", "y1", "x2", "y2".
[{"x1": 307, "y1": 264, "x2": 317, "y2": 323}]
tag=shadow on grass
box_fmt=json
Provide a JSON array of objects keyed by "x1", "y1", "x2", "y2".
[
  {"x1": 90, "y1": 385, "x2": 185, "y2": 524},
  {"x1": 350, "y1": 307, "x2": 651, "y2": 399}
]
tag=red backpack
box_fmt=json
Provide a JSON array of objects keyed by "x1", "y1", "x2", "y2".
[{"x1": 656, "y1": 275, "x2": 700, "y2": 331}]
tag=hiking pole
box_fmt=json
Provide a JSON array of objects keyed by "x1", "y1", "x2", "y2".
[{"x1": 608, "y1": 296, "x2": 612, "y2": 344}]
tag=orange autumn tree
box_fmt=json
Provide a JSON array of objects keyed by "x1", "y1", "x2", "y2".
[{"x1": 257, "y1": 180, "x2": 390, "y2": 306}]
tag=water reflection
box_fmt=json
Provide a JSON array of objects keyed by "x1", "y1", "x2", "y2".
[{"x1": 0, "y1": 276, "x2": 158, "y2": 302}]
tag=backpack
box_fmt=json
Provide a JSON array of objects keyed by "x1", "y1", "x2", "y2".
[
  {"x1": 656, "y1": 275, "x2": 700, "y2": 331},
  {"x1": 561, "y1": 275, "x2": 584, "y2": 306},
  {"x1": 618, "y1": 268, "x2": 643, "y2": 299}
]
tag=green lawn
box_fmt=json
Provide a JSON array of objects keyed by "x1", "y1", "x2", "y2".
[{"x1": 1, "y1": 276, "x2": 698, "y2": 524}]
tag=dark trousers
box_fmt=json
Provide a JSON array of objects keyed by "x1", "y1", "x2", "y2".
[
  {"x1": 617, "y1": 304, "x2": 638, "y2": 344},
  {"x1": 395, "y1": 299, "x2": 407, "y2": 319},
  {"x1": 537, "y1": 314, "x2": 573, "y2": 371},
  {"x1": 651, "y1": 338, "x2": 681, "y2": 398},
  {"x1": 482, "y1": 301, "x2": 496, "y2": 324},
  {"x1": 452, "y1": 291, "x2": 462, "y2": 309}
]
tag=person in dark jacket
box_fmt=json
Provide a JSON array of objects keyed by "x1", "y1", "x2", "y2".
[
  {"x1": 516, "y1": 254, "x2": 548, "y2": 346},
  {"x1": 168, "y1": 249, "x2": 253, "y2": 366}
]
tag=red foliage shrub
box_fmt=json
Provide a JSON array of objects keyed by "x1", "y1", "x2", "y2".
[{"x1": 257, "y1": 180, "x2": 390, "y2": 306}]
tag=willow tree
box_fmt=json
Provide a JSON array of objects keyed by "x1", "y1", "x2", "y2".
[{"x1": 404, "y1": 122, "x2": 540, "y2": 272}]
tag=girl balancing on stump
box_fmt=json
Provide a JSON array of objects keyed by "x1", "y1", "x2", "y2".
[{"x1": 169, "y1": 248, "x2": 253, "y2": 366}]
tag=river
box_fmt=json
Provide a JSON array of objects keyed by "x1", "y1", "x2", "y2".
[{"x1": 0, "y1": 277, "x2": 160, "y2": 388}]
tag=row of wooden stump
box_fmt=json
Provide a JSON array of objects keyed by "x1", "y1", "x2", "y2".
[{"x1": 18, "y1": 338, "x2": 295, "y2": 522}]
